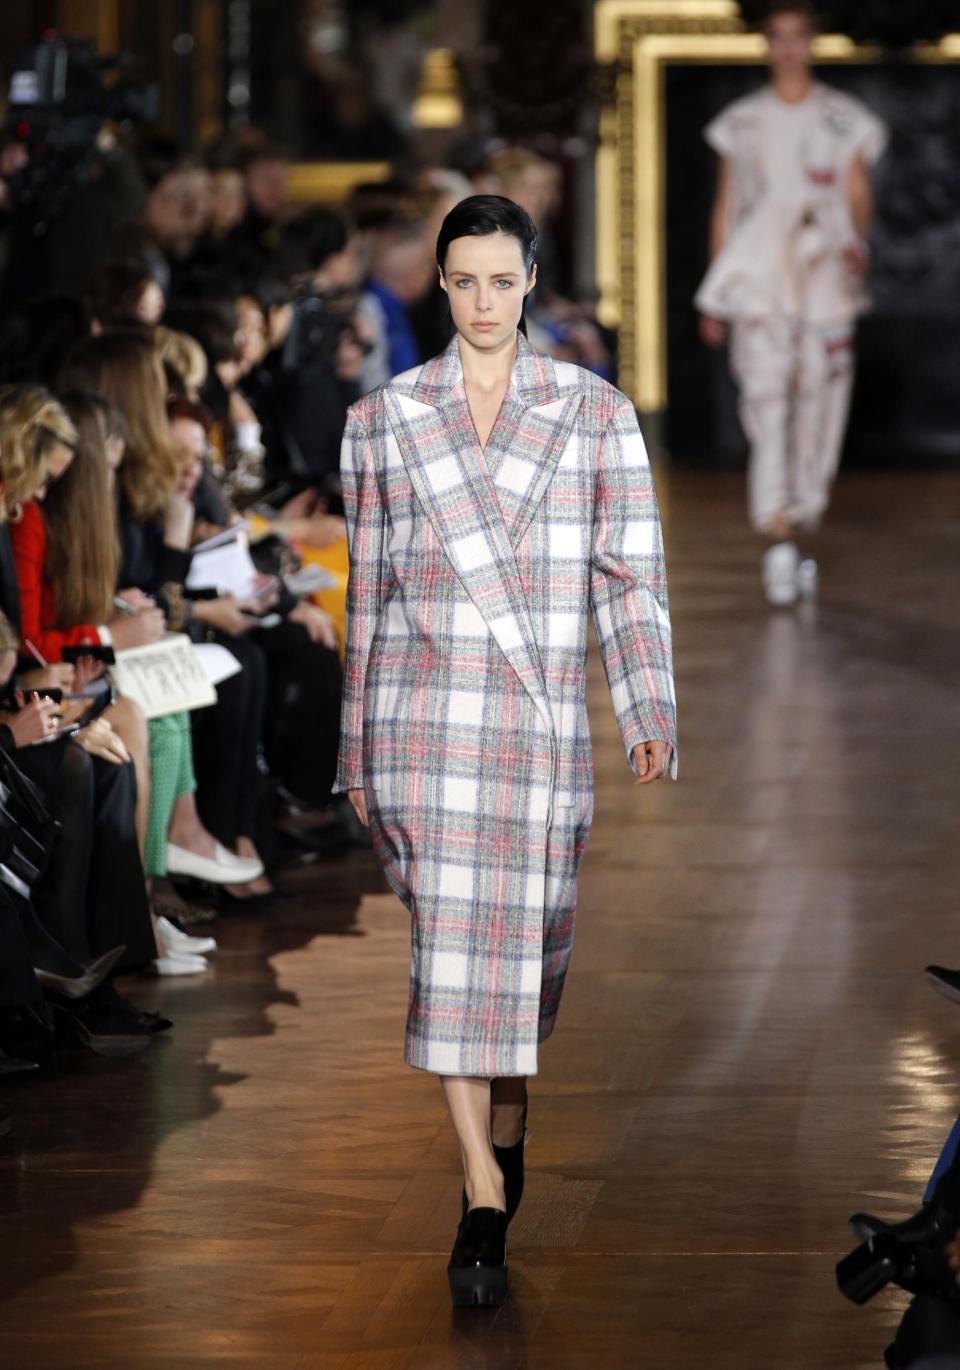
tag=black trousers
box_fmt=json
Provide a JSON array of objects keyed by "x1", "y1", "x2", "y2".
[
  {"x1": 0, "y1": 884, "x2": 39, "y2": 1009},
  {"x1": 16, "y1": 739, "x2": 155, "y2": 971},
  {"x1": 253, "y1": 620, "x2": 342, "y2": 807},
  {"x1": 191, "y1": 631, "x2": 266, "y2": 849}
]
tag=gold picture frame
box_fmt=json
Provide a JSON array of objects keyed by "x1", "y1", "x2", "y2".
[{"x1": 594, "y1": 0, "x2": 960, "y2": 412}]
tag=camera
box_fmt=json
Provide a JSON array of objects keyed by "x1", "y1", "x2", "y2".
[
  {"x1": 286, "y1": 284, "x2": 374, "y2": 373},
  {"x1": 838, "y1": 1164, "x2": 960, "y2": 1367},
  {"x1": 4, "y1": 33, "x2": 157, "y2": 230}
]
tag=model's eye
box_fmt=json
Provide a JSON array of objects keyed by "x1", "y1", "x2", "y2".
[
  {"x1": 495, "y1": 279, "x2": 514, "y2": 289},
  {"x1": 454, "y1": 278, "x2": 473, "y2": 288}
]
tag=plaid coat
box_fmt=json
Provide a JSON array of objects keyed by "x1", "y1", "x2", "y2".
[{"x1": 334, "y1": 335, "x2": 677, "y2": 1077}]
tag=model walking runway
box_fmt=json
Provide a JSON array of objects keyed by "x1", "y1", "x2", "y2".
[{"x1": 2, "y1": 468, "x2": 958, "y2": 1367}]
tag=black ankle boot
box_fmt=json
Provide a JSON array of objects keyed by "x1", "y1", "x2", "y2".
[
  {"x1": 494, "y1": 1102, "x2": 527, "y2": 1224},
  {"x1": 448, "y1": 1207, "x2": 508, "y2": 1307}
]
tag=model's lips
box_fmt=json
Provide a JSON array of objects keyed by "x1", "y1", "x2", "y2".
[{"x1": 471, "y1": 321, "x2": 496, "y2": 329}]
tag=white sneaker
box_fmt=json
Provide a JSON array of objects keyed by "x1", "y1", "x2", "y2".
[
  {"x1": 166, "y1": 841, "x2": 264, "y2": 885},
  {"x1": 797, "y1": 557, "x2": 818, "y2": 600},
  {"x1": 761, "y1": 541, "x2": 800, "y2": 606},
  {"x1": 155, "y1": 914, "x2": 217, "y2": 957},
  {"x1": 153, "y1": 951, "x2": 209, "y2": 977}
]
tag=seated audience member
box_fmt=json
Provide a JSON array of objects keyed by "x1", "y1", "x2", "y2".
[
  {"x1": 168, "y1": 398, "x2": 347, "y2": 838},
  {"x1": 208, "y1": 150, "x2": 248, "y2": 243},
  {"x1": 111, "y1": 142, "x2": 213, "y2": 300},
  {"x1": 0, "y1": 386, "x2": 167, "y2": 1042},
  {"x1": 56, "y1": 336, "x2": 264, "y2": 930},
  {"x1": 232, "y1": 141, "x2": 291, "y2": 270},
  {"x1": 91, "y1": 258, "x2": 166, "y2": 329},
  {"x1": 154, "y1": 325, "x2": 209, "y2": 403}
]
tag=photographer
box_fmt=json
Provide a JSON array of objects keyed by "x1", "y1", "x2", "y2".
[
  {"x1": 0, "y1": 38, "x2": 150, "y2": 311},
  {"x1": 838, "y1": 1111, "x2": 960, "y2": 1368},
  {"x1": 266, "y1": 207, "x2": 371, "y2": 499}
]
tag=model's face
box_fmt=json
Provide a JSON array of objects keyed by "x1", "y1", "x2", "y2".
[
  {"x1": 766, "y1": 13, "x2": 814, "y2": 76},
  {"x1": 439, "y1": 233, "x2": 536, "y2": 352}
]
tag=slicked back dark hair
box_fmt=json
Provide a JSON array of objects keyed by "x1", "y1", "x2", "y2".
[
  {"x1": 436, "y1": 195, "x2": 538, "y2": 275},
  {"x1": 763, "y1": 0, "x2": 818, "y2": 30}
]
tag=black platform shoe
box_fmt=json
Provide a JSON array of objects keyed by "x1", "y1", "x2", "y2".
[
  {"x1": 462, "y1": 1104, "x2": 528, "y2": 1225},
  {"x1": 447, "y1": 1207, "x2": 508, "y2": 1307}
]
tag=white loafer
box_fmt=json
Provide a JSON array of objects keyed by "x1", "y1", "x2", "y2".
[
  {"x1": 153, "y1": 952, "x2": 209, "y2": 977},
  {"x1": 156, "y1": 914, "x2": 217, "y2": 957},
  {"x1": 166, "y1": 842, "x2": 264, "y2": 885}
]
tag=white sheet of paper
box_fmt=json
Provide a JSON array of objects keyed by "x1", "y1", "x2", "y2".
[
  {"x1": 186, "y1": 537, "x2": 260, "y2": 600},
  {"x1": 191, "y1": 520, "x2": 250, "y2": 554},
  {"x1": 191, "y1": 642, "x2": 242, "y2": 687},
  {"x1": 285, "y1": 565, "x2": 339, "y2": 595}
]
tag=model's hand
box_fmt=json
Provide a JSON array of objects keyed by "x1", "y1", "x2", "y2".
[
  {"x1": 698, "y1": 313, "x2": 727, "y2": 349},
  {"x1": 632, "y1": 741, "x2": 672, "y2": 785},
  {"x1": 347, "y1": 788, "x2": 369, "y2": 827}
]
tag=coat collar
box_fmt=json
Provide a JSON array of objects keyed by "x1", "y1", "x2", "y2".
[
  {"x1": 410, "y1": 331, "x2": 561, "y2": 411},
  {"x1": 382, "y1": 334, "x2": 581, "y2": 768}
]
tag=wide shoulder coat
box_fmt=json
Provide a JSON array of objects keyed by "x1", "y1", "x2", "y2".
[{"x1": 334, "y1": 335, "x2": 677, "y2": 1077}]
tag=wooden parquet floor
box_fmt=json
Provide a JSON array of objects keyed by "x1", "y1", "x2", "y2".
[{"x1": 3, "y1": 469, "x2": 960, "y2": 1369}]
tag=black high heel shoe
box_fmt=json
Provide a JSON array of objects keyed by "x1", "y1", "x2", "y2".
[{"x1": 448, "y1": 1207, "x2": 508, "y2": 1307}]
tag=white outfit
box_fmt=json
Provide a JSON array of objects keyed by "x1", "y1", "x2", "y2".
[{"x1": 696, "y1": 82, "x2": 887, "y2": 532}]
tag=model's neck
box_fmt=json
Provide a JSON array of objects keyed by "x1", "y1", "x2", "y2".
[
  {"x1": 771, "y1": 71, "x2": 814, "y2": 104},
  {"x1": 457, "y1": 331, "x2": 518, "y2": 391}
]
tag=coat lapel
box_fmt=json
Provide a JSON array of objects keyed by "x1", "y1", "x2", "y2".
[
  {"x1": 383, "y1": 336, "x2": 562, "y2": 744},
  {"x1": 483, "y1": 341, "x2": 583, "y2": 545}
]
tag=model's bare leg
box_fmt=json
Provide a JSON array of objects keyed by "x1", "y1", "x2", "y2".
[
  {"x1": 490, "y1": 1076, "x2": 527, "y2": 1146},
  {"x1": 441, "y1": 1077, "x2": 506, "y2": 1211}
]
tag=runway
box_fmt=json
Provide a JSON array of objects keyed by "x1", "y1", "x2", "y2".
[{"x1": 3, "y1": 467, "x2": 960, "y2": 1369}]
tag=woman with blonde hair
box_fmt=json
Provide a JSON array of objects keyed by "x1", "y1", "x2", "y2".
[
  {"x1": 154, "y1": 326, "x2": 208, "y2": 400},
  {"x1": 0, "y1": 384, "x2": 78, "y2": 519}
]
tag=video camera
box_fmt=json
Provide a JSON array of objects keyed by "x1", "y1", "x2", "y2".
[
  {"x1": 4, "y1": 33, "x2": 157, "y2": 230},
  {"x1": 838, "y1": 1165, "x2": 960, "y2": 1367},
  {"x1": 286, "y1": 284, "x2": 373, "y2": 372}
]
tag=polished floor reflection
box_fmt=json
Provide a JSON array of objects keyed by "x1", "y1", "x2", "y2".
[{"x1": 3, "y1": 468, "x2": 960, "y2": 1368}]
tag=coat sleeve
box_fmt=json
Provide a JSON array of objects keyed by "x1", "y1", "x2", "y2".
[
  {"x1": 589, "y1": 398, "x2": 678, "y2": 778},
  {"x1": 332, "y1": 405, "x2": 388, "y2": 794}
]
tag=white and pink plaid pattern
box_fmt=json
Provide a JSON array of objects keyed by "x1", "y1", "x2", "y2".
[{"x1": 335, "y1": 336, "x2": 676, "y2": 1077}]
